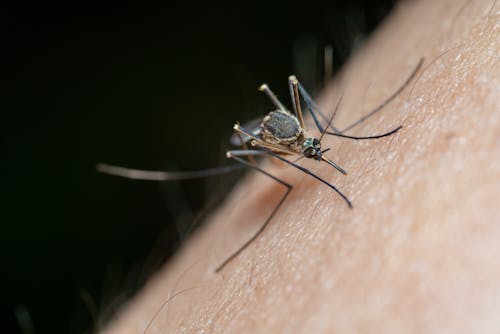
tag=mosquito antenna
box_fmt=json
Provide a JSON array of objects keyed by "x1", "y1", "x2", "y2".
[
  {"x1": 96, "y1": 163, "x2": 244, "y2": 181},
  {"x1": 340, "y1": 58, "x2": 424, "y2": 133},
  {"x1": 319, "y1": 93, "x2": 343, "y2": 142}
]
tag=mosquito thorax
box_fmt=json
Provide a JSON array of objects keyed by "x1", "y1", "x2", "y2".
[
  {"x1": 302, "y1": 137, "x2": 322, "y2": 159},
  {"x1": 260, "y1": 110, "x2": 303, "y2": 149}
]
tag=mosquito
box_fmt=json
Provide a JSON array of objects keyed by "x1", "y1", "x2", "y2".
[{"x1": 98, "y1": 58, "x2": 423, "y2": 273}]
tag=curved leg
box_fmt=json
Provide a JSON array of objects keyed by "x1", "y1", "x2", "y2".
[
  {"x1": 296, "y1": 58, "x2": 424, "y2": 134},
  {"x1": 339, "y1": 58, "x2": 424, "y2": 133},
  {"x1": 256, "y1": 148, "x2": 352, "y2": 209},
  {"x1": 326, "y1": 125, "x2": 402, "y2": 140},
  {"x1": 216, "y1": 150, "x2": 292, "y2": 272}
]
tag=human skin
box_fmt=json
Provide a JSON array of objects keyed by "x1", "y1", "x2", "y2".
[{"x1": 104, "y1": 0, "x2": 500, "y2": 333}]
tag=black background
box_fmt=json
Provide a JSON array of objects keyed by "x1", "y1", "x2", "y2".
[{"x1": 3, "y1": 2, "x2": 395, "y2": 333}]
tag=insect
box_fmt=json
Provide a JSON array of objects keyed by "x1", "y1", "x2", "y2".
[{"x1": 98, "y1": 58, "x2": 423, "y2": 273}]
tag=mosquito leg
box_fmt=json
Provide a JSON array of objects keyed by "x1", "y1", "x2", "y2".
[
  {"x1": 326, "y1": 125, "x2": 402, "y2": 140},
  {"x1": 96, "y1": 163, "x2": 244, "y2": 181},
  {"x1": 339, "y1": 58, "x2": 424, "y2": 133},
  {"x1": 311, "y1": 86, "x2": 402, "y2": 141},
  {"x1": 235, "y1": 132, "x2": 256, "y2": 164},
  {"x1": 233, "y1": 122, "x2": 260, "y2": 142},
  {"x1": 323, "y1": 45, "x2": 334, "y2": 87},
  {"x1": 318, "y1": 93, "x2": 343, "y2": 142},
  {"x1": 235, "y1": 124, "x2": 293, "y2": 155},
  {"x1": 215, "y1": 150, "x2": 292, "y2": 273},
  {"x1": 288, "y1": 75, "x2": 305, "y2": 127},
  {"x1": 238, "y1": 121, "x2": 348, "y2": 177},
  {"x1": 258, "y1": 83, "x2": 287, "y2": 111},
  {"x1": 298, "y1": 78, "x2": 394, "y2": 136},
  {"x1": 297, "y1": 58, "x2": 424, "y2": 135},
  {"x1": 297, "y1": 80, "x2": 340, "y2": 133},
  {"x1": 288, "y1": 76, "x2": 298, "y2": 117},
  {"x1": 258, "y1": 147, "x2": 353, "y2": 208}
]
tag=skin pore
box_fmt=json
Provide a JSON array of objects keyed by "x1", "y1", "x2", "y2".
[{"x1": 105, "y1": 0, "x2": 499, "y2": 333}]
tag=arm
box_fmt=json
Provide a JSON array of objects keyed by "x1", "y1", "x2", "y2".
[{"x1": 106, "y1": 0, "x2": 500, "y2": 332}]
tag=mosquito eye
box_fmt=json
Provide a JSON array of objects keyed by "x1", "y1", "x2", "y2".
[
  {"x1": 303, "y1": 147, "x2": 316, "y2": 158},
  {"x1": 313, "y1": 139, "x2": 320, "y2": 146}
]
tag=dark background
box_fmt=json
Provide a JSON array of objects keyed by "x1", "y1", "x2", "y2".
[{"x1": 3, "y1": 2, "x2": 396, "y2": 333}]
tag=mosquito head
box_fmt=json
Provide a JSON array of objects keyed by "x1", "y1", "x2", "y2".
[
  {"x1": 303, "y1": 137, "x2": 347, "y2": 175},
  {"x1": 302, "y1": 137, "x2": 322, "y2": 160}
]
